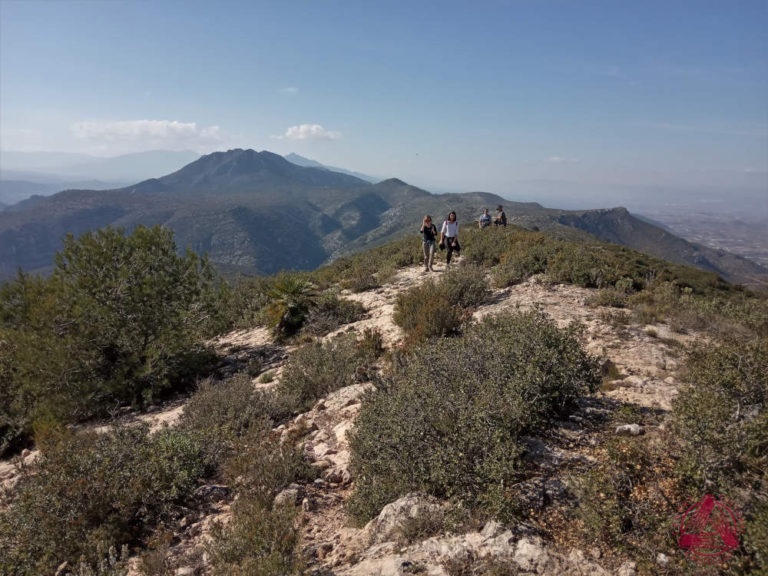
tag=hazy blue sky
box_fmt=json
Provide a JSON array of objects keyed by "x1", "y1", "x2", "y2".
[{"x1": 1, "y1": 0, "x2": 766, "y2": 196}]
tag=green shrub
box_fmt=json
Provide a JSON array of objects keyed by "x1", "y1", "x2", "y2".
[
  {"x1": 440, "y1": 265, "x2": 490, "y2": 309},
  {"x1": 358, "y1": 327, "x2": 385, "y2": 358},
  {"x1": 587, "y1": 288, "x2": 628, "y2": 309},
  {"x1": 660, "y1": 335, "x2": 767, "y2": 574},
  {"x1": 265, "y1": 274, "x2": 316, "y2": 339},
  {"x1": 311, "y1": 235, "x2": 420, "y2": 291},
  {"x1": 547, "y1": 245, "x2": 619, "y2": 288},
  {"x1": 178, "y1": 374, "x2": 273, "y2": 465},
  {"x1": 393, "y1": 267, "x2": 489, "y2": 342},
  {"x1": 0, "y1": 425, "x2": 206, "y2": 576},
  {"x1": 223, "y1": 425, "x2": 314, "y2": 503},
  {"x1": 339, "y1": 261, "x2": 381, "y2": 292},
  {"x1": 0, "y1": 227, "x2": 223, "y2": 455},
  {"x1": 574, "y1": 436, "x2": 682, "y2": 565},
  {"x1": 459, "y1": 225, "x2": 523, "y2": 267},
  {"x1": 348, "y1": 311, "x2": 601, "y2": 522},
  {"x1": 221, "y1": 275, "x2": 274, "y2": 329},
  {"x1": 490, "y1": 238, "x2": 550, "y2": 287},
  {"x1": 670, "y1": 337, "x2": 767, "y2": 491},
  {"x1": 303, "y1": 291, "x2": 366, "y2": 336},
  {"x1": 275, "y1": 333, "x2": 372, "y2": 416},
  {"x1": 207, "y1": 495, "x2": 302, "y2": 576},
  {"x1": 393, "y1": 285, "x2": 462, "y2": 342},
  {"x1": 205, "y1": 419, "x2": 312, "y2": 575}
]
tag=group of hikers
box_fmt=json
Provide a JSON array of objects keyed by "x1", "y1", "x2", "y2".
[{"x1": 419, "y1": 205, "x2": 506, "y2": 272}]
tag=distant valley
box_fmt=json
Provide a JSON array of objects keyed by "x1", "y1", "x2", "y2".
[
  {"x1": 0, "y1": 148, "x2": 766, "y2": 289},
  {"x1": 635, "y1": 210, "x2": 768, "y2": 270}
]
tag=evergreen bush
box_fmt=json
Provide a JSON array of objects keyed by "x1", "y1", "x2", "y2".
[{"x1": 348, "y1": 311, "x2": 601, "y2": 522}]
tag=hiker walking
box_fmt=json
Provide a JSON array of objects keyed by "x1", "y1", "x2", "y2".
[
  {"x1": 440, "y1": 211, "x2": 460, "y2": 266},
  {"x1": 420, "y1": 214, "x2": 438, "y2": 271}
]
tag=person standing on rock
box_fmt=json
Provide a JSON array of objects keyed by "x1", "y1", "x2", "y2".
[
  {"x1": 440, "y1": 211, "x2": 460, "y2": 266},
  {"x1": 420, "y1": 214, "x2": 438, "y2": 272}
]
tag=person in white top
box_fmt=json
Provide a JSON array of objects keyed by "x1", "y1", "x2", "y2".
[{"x1": 440, "y1": 211, "x2": 460, "y2": 266}]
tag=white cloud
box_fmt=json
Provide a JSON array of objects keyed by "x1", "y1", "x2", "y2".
[
  {"x1": 279, "y1": 87, "x2": 299, "y2": 94},
  {"x1": 545, "y1": 156, "x2": 580, "y2": 164},
  {"x1": 283, "y1": 124, "x2": 341, "y2": 141},
  {"x1": 71, "y1": 120, "x2": 223, "y2": 149}
]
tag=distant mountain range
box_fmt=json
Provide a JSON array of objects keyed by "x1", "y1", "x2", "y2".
[
  {"x1": 0, "y1": 150, "x2": 201, "y2": 206},
  {"x1": 283, "y1": 153, "x2": 378, "y2": 183},
  {"x1": 0, "y1": 148, "x2": 765, "y2": 288}
]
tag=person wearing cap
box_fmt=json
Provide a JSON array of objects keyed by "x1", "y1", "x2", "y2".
[{"x1": 494, "y1": 205, "x2": 507, "y2": 227}]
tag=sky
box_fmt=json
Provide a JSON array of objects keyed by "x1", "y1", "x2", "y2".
[{"x1": 1, "y1": 0, "x2": 766, "y2": 203}]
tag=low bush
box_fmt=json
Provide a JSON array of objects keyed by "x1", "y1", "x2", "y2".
[
  {"x1": 207, "y1": 495, "x2": 303, "y2": 576},
  {"x1": 393, "y1": 266, "x2": 489, "y2": 342},
  {"x1": 0, "y1": 425, "x2": 206, "y2": 576},
  {"x1": 223, "y1": 424, "x2": 314, "y2": 503},
  {"x1": 393, "y1": 286, "x2": 462, "y2": 341},
  {"x1": 221, "y1": 275, "x2": 274, "y2": 329},
  {"x1": 339, "y1": 261, "x2": 381, "y2": 293},
  {"x1": 348, "y1": 311, "x2": 601, "y2": 522},
  {"x1": 459, "y1": 225, "x2": 527, "y2": 268},
  {"x1": 313, "y1": 235, "x2": 421, "y2": 292},
  {"x1": 547, "y1": 245, "x2": 619, "y2": 288},
  {"x1": 358, "y1": 327, "x2": 385, "y2": 359},
  {"x1": 206, "y1": 420, "x2": 311, "y2": 576},
  {"x1": 490, "y1": 238, "x2": 550, "y2": 287},
  {"x1": 573, "y1": 435, "x2": 684, "y2": 570},
  {"x1": 275, "y1": 333, "x2": 374, "y2": 416},
  {"x1": 178, "y1": 374, "x2": 274, "y2": 465},
  {"x1": 302, "y1": 291, "x2": 366, "y2": 336},
  {"x1": 440, "y1": 265, "x2": 490, "y2": 309},
  {"x1": 586, "y1": 288, "x2": 628, "y2": 309},
  {"x1": 670, "y1": 336, "x2": 767, "y2": 492}
]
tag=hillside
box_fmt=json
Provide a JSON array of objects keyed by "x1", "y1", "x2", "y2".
[
  {"x1": 0, "y1": 148, "x2": 766, "y2": 288},
  {"x1": 1, "y1": 225, "x2": 765, "y2": 575}
]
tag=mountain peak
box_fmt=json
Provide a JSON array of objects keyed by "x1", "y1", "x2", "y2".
[
  {"x1": 378, "y1": 178, "x2": 408, "y2": 186},
  {"x1": 140, "y1": 149, "x2": 370, "y2": 193}
]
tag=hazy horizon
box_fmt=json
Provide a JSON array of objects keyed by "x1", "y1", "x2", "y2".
[{"x1": 1, "y1": 0, "x2": 766, "y2": 207}]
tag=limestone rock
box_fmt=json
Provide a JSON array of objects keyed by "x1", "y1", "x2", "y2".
[
  {"x1": 514, "y1": 536, "x2": 551, "y2": 573},
  {"x1": 617, "y1": 561, "x2": 638, "y2": 576},
  {"x1": 366, "y1": 493, "x2": 444, "y2": 545},
  {"x1": 615, "y1": 424, "x2": 643, "y2": 436},
  {"x1": 274, "y1": 483, "x2": 305, "y2": 508}
]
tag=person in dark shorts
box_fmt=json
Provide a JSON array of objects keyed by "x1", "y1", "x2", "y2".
[
  {"x1": 420, "y1": 214, "x2": 438, "y2": 271},
  {"x1": 494, "y1": 205, "x2": 507, "y2": 226},
  {"x1": 440, "y1": 211, "x2": 460, "y2": 266}
]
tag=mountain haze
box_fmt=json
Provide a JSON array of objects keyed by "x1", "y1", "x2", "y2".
[
  {"x1": 284, "y1": 152, "x2": 378, "y2": 183},
  {"x1": 0, "y1": 148, "x2": 765, "y2": 288}
]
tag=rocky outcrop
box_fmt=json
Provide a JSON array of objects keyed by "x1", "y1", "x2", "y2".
[{"x1": 334, "y1": 496, "x2": 619, "y2": 576}]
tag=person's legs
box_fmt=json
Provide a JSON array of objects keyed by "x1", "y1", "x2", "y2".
[
  {"x1": 446, "y1": 239, "x2": 454, "y2": 265},
  {"x1": 427, "y1": 241, "x2": 435, "y2": 270},
  {"x1": 422, "y1": 242, "x2": 430, "y2": 270}
]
